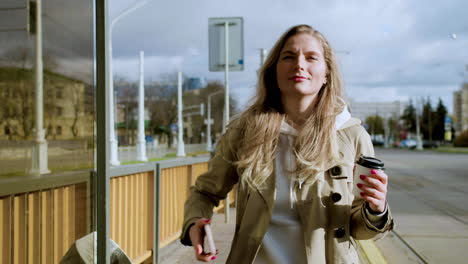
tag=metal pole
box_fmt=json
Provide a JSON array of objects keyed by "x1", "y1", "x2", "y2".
[
  {"x1": 207, "y1": 95, "x2": 213, "y2": 151},
  {"x1": 205, "y1": 91, "x2": 222, "y2": 151},
  {"x1": 177, "y1": 72, "x2": 186, "y2": 157},
  {"x1": 223, "y1": 21, "x2": 230, "y2": 223},
  {"x1": 223, "y1": 22, "x2": 230, "y2": 134},
  {"x1": 30, "y1": 0, "x2": 50, "y2": 175},
  {"x1": 206, "y1": 96, "x2": 212, "y2": 151},
  {"x1": 108, "y1": 25, "x2": 120, "y2": 166},
  {"x1": 415, "y1": 100, "x2": 423, "y2": 151},
  {"x1": 96, "y1": 0, "x2": 110, "y2": 262},
  {"x1": 137, "y1": 51, "x2": 148, "y2": 161},
  {"x1": 108, "y1": 0, "x2": 149, "y2": 166}
]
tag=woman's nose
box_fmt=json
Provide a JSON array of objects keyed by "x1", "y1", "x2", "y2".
[{"x1": 294, "y1": 56, "x2": 305, "y2": 70}]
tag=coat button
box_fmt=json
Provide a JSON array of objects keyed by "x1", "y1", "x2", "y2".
[
  {"x1": 331, "y1": 193, "x2": 342, "y2": 203},
  {"x1": 335, "y1": 227, "x2": 346, "y2": 238},
  {"x1": 331, "y1": 166, "x2": 341, "y2": 176}
]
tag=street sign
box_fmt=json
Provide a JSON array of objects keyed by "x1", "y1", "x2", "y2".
[{"x1": 208, "y1": 17, "x2": 244, "y2": 72}]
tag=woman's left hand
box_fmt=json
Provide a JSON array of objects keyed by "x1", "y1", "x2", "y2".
[{"x1": 357, "y1": 169, "x2": 388, "y2": 213}]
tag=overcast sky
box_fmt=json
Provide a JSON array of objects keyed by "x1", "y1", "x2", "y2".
[
  {"x1": 108, "y1": 0, "x2": 467, "y2": 113},
  {"x1": 1, "y1": 0, "x2": 466, "y2": 114}
]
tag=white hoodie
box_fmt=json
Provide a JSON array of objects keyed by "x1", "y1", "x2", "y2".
[{"x1": 254, "y1": 107, "x2": 352, "y2": 264}]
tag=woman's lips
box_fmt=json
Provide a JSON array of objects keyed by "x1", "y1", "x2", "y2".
[{"x1": 289, "y1": 76, "x2": 308, "y2": 82}]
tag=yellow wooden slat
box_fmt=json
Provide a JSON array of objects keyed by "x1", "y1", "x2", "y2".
[
  {"x1": 41, "y1": 190, "x2": 53, "y2": 264},
  {"x1": 13, "y1": 194, "x2": 26, "y2": 264},
  {"x1": 0, "y1": 197, "x2": 11, "y2": 264},
  {"x1": 129, "y1": 175, "x2": 135, "y2": 258},
  {"x1": 53, "y1": 188, "x2": 64, "y2": 263},
  {"x1": 147, "y1": 171, "x2": 154, "y2": 250},
  {"x1": 28, "y1": 192, "x2": 40, "y2": 263},
  {"x1": 138, "y1": 173, "x2": 144, "y2": 255},
  {"x1": 63, "y1": 186, "x2": 71, "y2": 255},
  {"x1": 74, "y1": 182, "x2": 88, "y2": 239},
  {"x1": 160, "y1": 171, "x2": 166, "y2": 242},
  {"x1": 123, "y1": 176, "x2": 129, "y2": 256},
  {"x1": 117, "y1": 177, "x2": 123, "y2": 246},
  {"x1": 110, "y1": 177, "x2": 116, "y2": 242}
]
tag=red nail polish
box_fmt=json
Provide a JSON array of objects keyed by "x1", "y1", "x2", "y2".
[
  {"x1": 370, "y1": 169, "x2": 377, "y2": 174},
  {"x1": 357, "y1": 183, "x2": 363, "y2": 188},
  {"x1": 211, "y1": 256, "x2": 217, "y2": 260},
  {"x1": 204, "y1": 219, "x2": 211, "y2": 223},
  {"x1": 360, "y1": 192, "x2": 365, "y2": 196},
  {"x1": 360, "y1": 175, "x2": 366, "y2": 180}
]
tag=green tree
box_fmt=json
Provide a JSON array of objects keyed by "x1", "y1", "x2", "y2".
[
  {"x1": 432, "y1": 98, "x2": 447, "y2": 141},
  {"x1": 365, "y1": 115, "x2": 384, "y2": 135},
  {"x1": 421, "y1": 97, "x2": 433, "y2": 141},
  {"x1": 401, "y1": 99, "x2": 416, "y2": 133}
]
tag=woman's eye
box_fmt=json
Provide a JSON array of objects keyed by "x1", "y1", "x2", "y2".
[
  {"x1": 307, "y1": 57, "x2": 318, "y2": 61},
  {"x1": 282, "y1": 56, "x2": 293, "y2": 60}
]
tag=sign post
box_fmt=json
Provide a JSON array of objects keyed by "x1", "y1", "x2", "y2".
[{"x1": 208, "y1": 17, "x2": 244, "y2": 223}]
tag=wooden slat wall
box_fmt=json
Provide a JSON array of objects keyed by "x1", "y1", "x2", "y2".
[
  {"x1": 0, "y1": 196, "x2": 12, "y2": 264},
  {"x1": 0, "y1": 182, "x2": 89, "y2": 264},
  {"x1": 158, "y1": 162, "x2": 235, "y2": 248},
  {"x1": 110, "y1": 171, "x2": 153, "y2": 263},
  {"x1": 0, "y1": 162, "x2": 213, "y2": 263},
  {"x1": 159, "y1": 166, "x2": 190, "y2": 247}
]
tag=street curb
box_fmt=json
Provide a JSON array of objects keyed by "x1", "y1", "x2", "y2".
[{"x1": 356, "y1": 240, "x2": 387, "y2": 264}]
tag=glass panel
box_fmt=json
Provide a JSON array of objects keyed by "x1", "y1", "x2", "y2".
[
  {"x1": 108, "y1": 1, "x2": 467, "y2": 263},
  {"x1": 0, "y1": 0, "x2": 95, "y2": 263}
]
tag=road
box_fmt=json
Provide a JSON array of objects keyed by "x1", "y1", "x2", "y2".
[{"x1": 374, "y1": 148, "x2": 468, "y2": 264}]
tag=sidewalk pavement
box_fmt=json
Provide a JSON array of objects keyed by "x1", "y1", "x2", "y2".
[{"x1": 159, "y1": 207, "x2": 397, "y2": 264}]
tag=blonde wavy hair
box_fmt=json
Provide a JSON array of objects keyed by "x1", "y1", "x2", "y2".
[{"x1": 231, "y1": 25, "x2": 346, "y2": 189}]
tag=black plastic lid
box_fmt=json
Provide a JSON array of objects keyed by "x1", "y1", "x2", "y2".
[{"x1": 356, "y1": 155, "x2": 385, "y2": 170}]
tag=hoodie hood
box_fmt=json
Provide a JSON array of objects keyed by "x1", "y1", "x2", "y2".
[{"x1": 280, "y1": 106, "x2": 355, "y2": 136}]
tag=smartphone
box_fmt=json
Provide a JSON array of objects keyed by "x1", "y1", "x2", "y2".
[{"x1": 204, "y1": 224, "x2": 217, "y2": 254}]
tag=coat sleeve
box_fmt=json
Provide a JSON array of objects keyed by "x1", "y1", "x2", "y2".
[
  {"x1": 349, "y1": 126, "x2": 394, "y2": 240},
  {"x1": 180, "y1": 128, "x2": 240, "y2": 246}
]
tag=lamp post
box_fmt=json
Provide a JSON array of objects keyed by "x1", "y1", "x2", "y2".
[
  {"x1": 177, "y1": 72, "x2": 185, "y2": 157},
  {"x1": 223, "y1": 22, "x2": 230, "y2": 134},
  {"x1": 108, "y1": 0, "x2": 149, "y2": 166},
  {"x1": 205, "y1": 91, "x2": 223, "y2": 151},
  {"x1": 136, "y1": 51, "x2": 147, "y2": 161},
  {"x1": 30, "y1": 0, "x2": 50, "y2": 175}
]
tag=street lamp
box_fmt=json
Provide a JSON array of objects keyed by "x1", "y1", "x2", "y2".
[
  {"x1": 30, "y1": 0, "x2": 50, "y2": 175},
  {"x1": 108, "y1": 0, "x2": 150, "y2": 166},
  {"x1": 205, "y1": 91, "x2": 223, "y2": 151}
]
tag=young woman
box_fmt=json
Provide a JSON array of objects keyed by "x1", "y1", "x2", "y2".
[{"x1": 181, "y1": 24, "x2": 393, "y2": 264}]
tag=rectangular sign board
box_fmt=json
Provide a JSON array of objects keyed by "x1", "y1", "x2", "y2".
[{"x1": 208, "y1": 17, "x2": 244, "y2": 72}]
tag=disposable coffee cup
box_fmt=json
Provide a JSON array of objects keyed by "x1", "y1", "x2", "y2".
[{"x1": 353, "y1": 155, "x2": 385, "y2": 197}]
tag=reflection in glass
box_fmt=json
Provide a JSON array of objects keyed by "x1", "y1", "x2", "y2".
[{"x1": 0, "y1": 0, "x2": 95, "y2": 263}]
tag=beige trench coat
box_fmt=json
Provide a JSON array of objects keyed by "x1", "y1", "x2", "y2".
[{"x1": 181, "y1": 118, "x2": 394, "y2": 264}]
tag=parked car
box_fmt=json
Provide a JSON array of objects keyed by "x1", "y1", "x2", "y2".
[
  {"x1": 422, "y1": 140, "x2": 439, "y2": 148},
  {"x1": 372, "y1": 139, "x2": 384, "y2": 146},
  {"x1": 400, "y1": 139, "x2": 417, "y2": 149}
]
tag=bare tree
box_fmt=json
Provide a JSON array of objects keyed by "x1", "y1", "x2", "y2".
[
  {"x1": 115, "y1": 76, "x2": 138, "y2": 145},
  {"x1": 146, "y1": 77, "x2": 178, "y2": 147},
  {"x1": 0, "y1": 47, "x2": 34, "y2": 139}
]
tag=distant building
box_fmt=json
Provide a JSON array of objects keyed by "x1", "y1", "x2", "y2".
[
  {"x1": 348, "y1": 98, "x2": 406, "y2": 122},
  {"x1": 0, "y1": 67, "x2": 94, "y2": 140},
  {"x1": 453, "y1": 82, "x2": 468, "y2": 135}
]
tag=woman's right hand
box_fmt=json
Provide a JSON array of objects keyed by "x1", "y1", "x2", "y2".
[{"x1": 189, "y1": 218, "x2": 218, "y2": 262}]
